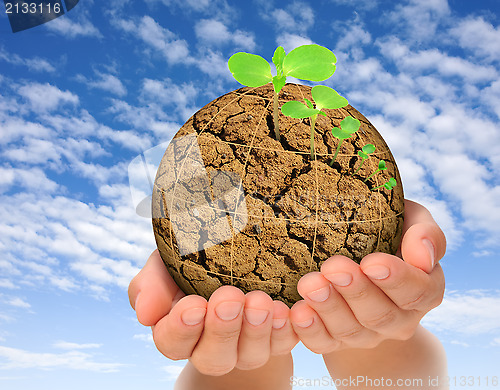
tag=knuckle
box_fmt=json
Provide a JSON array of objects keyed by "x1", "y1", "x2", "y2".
[
  {"x1": 361, "y1": 309, "x2": 398, "y2": 330},
  {"x1": 332, "y1": 325, "x2": 365, "y2": 342},
  {"x1": 211, "y1": 327, "x2": 241, "y2": 343},
  {"x1": 342, "y1": 285, "x2": 370, "y2": 302},
  {"x1": 399, "y1": 290, "x2": 427, "y2": 311}
]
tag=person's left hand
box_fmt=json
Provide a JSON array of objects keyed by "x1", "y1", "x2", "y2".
[
  {"x1": 288, "y1": 199, "x2": 446, "y2": 354},
  {"x1": 128, "y1": 250, "x2": 298, "y2": 376}
]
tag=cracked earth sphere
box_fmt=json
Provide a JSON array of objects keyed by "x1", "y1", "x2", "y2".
[{"x1": 152, "y1": 83, "x2": 404, "y2": 307}]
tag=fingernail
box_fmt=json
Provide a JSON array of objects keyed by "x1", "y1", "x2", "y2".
[
  {"x1": 134, "y1": 292, "x2": 141, "y2": 310},
  {"x1": 244, "y1": 308, "x2": 269, "y2": 326},
  {"x1": 307, "y1": 286, "x2": 330, "y2": 302},
  {"x1": 422, "y1": 239, "x2": 435, "y2": 269},
  {"x1": 215, "y1": 301, "x2": 243, "y2": 321},
  {"x1": 327, "y1": 272, "x2": 352, "y2": 287},
  {"x1": 294, "y1": 318, "x2": 314, "y2": 328},
  {"x1": 181, "y1": 307, "x2": 206, "y2": 326},
  {"x1": 272, "y1": 318, "x2": 287, "y2": 329},
  {"x1": 363, "y1": 265, "x2": 390, "y2": 280}
]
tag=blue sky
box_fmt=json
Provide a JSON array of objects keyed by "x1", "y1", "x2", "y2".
[{"x1": 0, "y1": 0, "x2": 499, "y2": 388}]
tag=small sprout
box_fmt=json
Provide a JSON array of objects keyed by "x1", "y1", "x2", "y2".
[
  {"x1": 330, "y1": 116, "x2": 360, "y2": 166},
  {"x1": 371, "y1": 177, "x2": 397, "y2": 191},
  {"x1": 364, "y1": 160, "x2": 388, "y2": 182},
  {"x1": 228, "y1": 45, "x2": 337, "y2": 141},
  {"x1": 281, "y1": 85, "x2": 348, "y2": 159},
  {"x1": 352, "y1": 143, "x2": 376, "y2": 176}
]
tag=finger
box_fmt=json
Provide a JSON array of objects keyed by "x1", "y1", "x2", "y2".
[
  {"x1": 361, "y1": 252, "x2": 445, "y2": 315},
  {"x1": 270, "y1": 300, "x2": 299, "y2": 356},
  {"x1": 235, "y1": 290, "x2": 274, "y2": 370},
  {"x1": 190, "y1": 286, "x2": 245, "y2": 376},
  {"x1": 297, "y1": 271, "x2": 380, "y2": 349},
  {"x1": 401, "y1": 200, "x2": 446, "y2": 272},
  {"x1": 321, "y1": 256, "x2": 410, "y2": 339},
  {"x1": 128, "y1": 249, "x2": 182, "y2": 326},
  {"x1": 152, "y1": 294, "x2": 207, "y2": 360},
  {"x1": 289, "y1": 300, "x2": 340, "y2": 355}
]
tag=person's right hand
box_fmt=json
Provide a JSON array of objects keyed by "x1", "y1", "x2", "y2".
[{"x1": 128, "y1": 250, "x2": 298, "y2": 376}]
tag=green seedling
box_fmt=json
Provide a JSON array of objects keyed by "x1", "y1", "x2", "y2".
[
  {"x1": 371, "y1": 177, "x2": 397, "y2": 191},
  {"x1": 228, "y1": 45, "x2": 337, "y2": 141},
  {"x1": 364, "y1": 160, "x2": 388, "y2": 182},
  {"x1": 330, "y1": 116, "x2": 360, "y2": 166},
  {"x1": 352, "y1": 143, "x2": 376, "y2": 176},
  {"x1": 281, "y1": 85, "x2": 348, "y2": 159}
]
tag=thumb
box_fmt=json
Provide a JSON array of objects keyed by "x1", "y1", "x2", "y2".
[
  {"x1": 401, "y1": 222, "x2": 446, "y2": 274},
  {"x1": 128, "y1": 249, "x2": 183, "y2": 326}
]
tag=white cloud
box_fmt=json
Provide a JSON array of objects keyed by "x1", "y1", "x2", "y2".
[
  {"x1": 4, "y1": 297, "x2": 31, "y2": 309},
  {"x1": 53, "y1": 341, "x2": 102, "y2": 350},
  {"x1": 0, "y1": 346, "x2": 124, "y2": 372},
  {"x1": 260, "y1": 1, "x2": 314, "y2": 34},
  {"x1": 386, "y1": 0, "x2": 451, "y2": 42},
  {"x1": 0, "y1": 187, "x2": 152, "y2": 292},
  {"x1": 194, "y1": 19, "x2": 255, "y2": 51},
  {"x1": 162, "y1": 364, "x2": 186, "y2": 381},
  {"x1": 76, "y1": 72, "x2": 127, "y2": 97},
  {"x1": 422, "y1": 290, "x2": 500, "y2": 335},
  {"x1": 377, "y1": 37, "x2": 498, "y2": 84},
  {"x1": 276, "y1": 33, "x2": 314, "y2": 55},
  {"x1": 141, "y1": 78, "x2": 199, "y2": 121},
  {"x1": 17, "y1": 83, "x2": 79, "y2": 113},
  {"x1": 133, "y1": 333, "x2": 154, "y2": 344},
  {"x1": 116, "y1": 16, "x2": 191, "y2": 65},
  {"x1": 144, "y1": 0, "x2": 211, "y2": 12},
  {"x1": 0, "y1": 166, "x2": 59, "y2": 194},
  {"x1": 44, "y1": 7, "x2": 102, "y2": 39},
  {"x1": 450, "y1": 17, "x2": 500, "y2": 62},
  {"x1": 335, "y1": 20, "x2": 372, "y2": 52},
  {"x1": 0, "y1": 47, "x2": 56, "y2": 73}
]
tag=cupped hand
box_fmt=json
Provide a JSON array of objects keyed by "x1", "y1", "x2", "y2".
[
  {"x1": 289, "y1": 199, "x2": 446, "y2": 354},
  {"x1": 128, "y1": 250, "x2": 298, "y2": 376}
]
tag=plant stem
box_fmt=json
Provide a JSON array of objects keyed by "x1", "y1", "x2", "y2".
[
  {"x1": 330, "y1": 140, "x2": 343, "y2": 166},
  {"x1": 364, "y1": 169, "x2": 380, "y2": 183},
  {"x1": 310, "y1": 114, "x2": 317, "y2": 160},
  {"x1": 352, "y1": 160, "x2": 364, "y2": 176},
  {"x1": 371, "y1": 183, "x2": 386, "y2": 191},
  {"x1": 273, "y1": 89, "x2": 280, "y2": 141}
]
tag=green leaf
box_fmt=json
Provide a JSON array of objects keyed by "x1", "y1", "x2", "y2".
[
  {"x1": 384, "y1": 182, "x2": 391, "y2": 190},
  {"x1": 281, "y1": 101, "x2": 319, "y2": 118},
  {"x1": 358, "y1": 151, "x2": 368, "y2": 159},
  {"x1": 331, "y1": 127, "x2": 352, "y2": 140},
  {"x1": 311, "y1": 85, "x2": 348, "y2": 110},
  {"x1": 378, "y1": 160, "x2": 387, "y2": 170},
  {"x1": 340, "y1": 116, "x2": 360, "y2": 134},
  {"x1": 388, "y1": 177, "x2": 397, "y2": 187},
  {"x1": 272, "y1": 75, "x2": 286, "y2": 94},
  {"x1": 272, "y1": 46, "x2": 286, "y2": 76},
  {"x1": 228, "y1": 52, "x2": 272, "y2": 87},
  {"x1": 304, "y1": 98, "x2": 314, "y2": 109},
  {"x1": 362, "y1": 143, "x2": 375, "y2": 154},
  {"x1": 282, "y1": 44, "x2": 337, "y2": 81}
]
